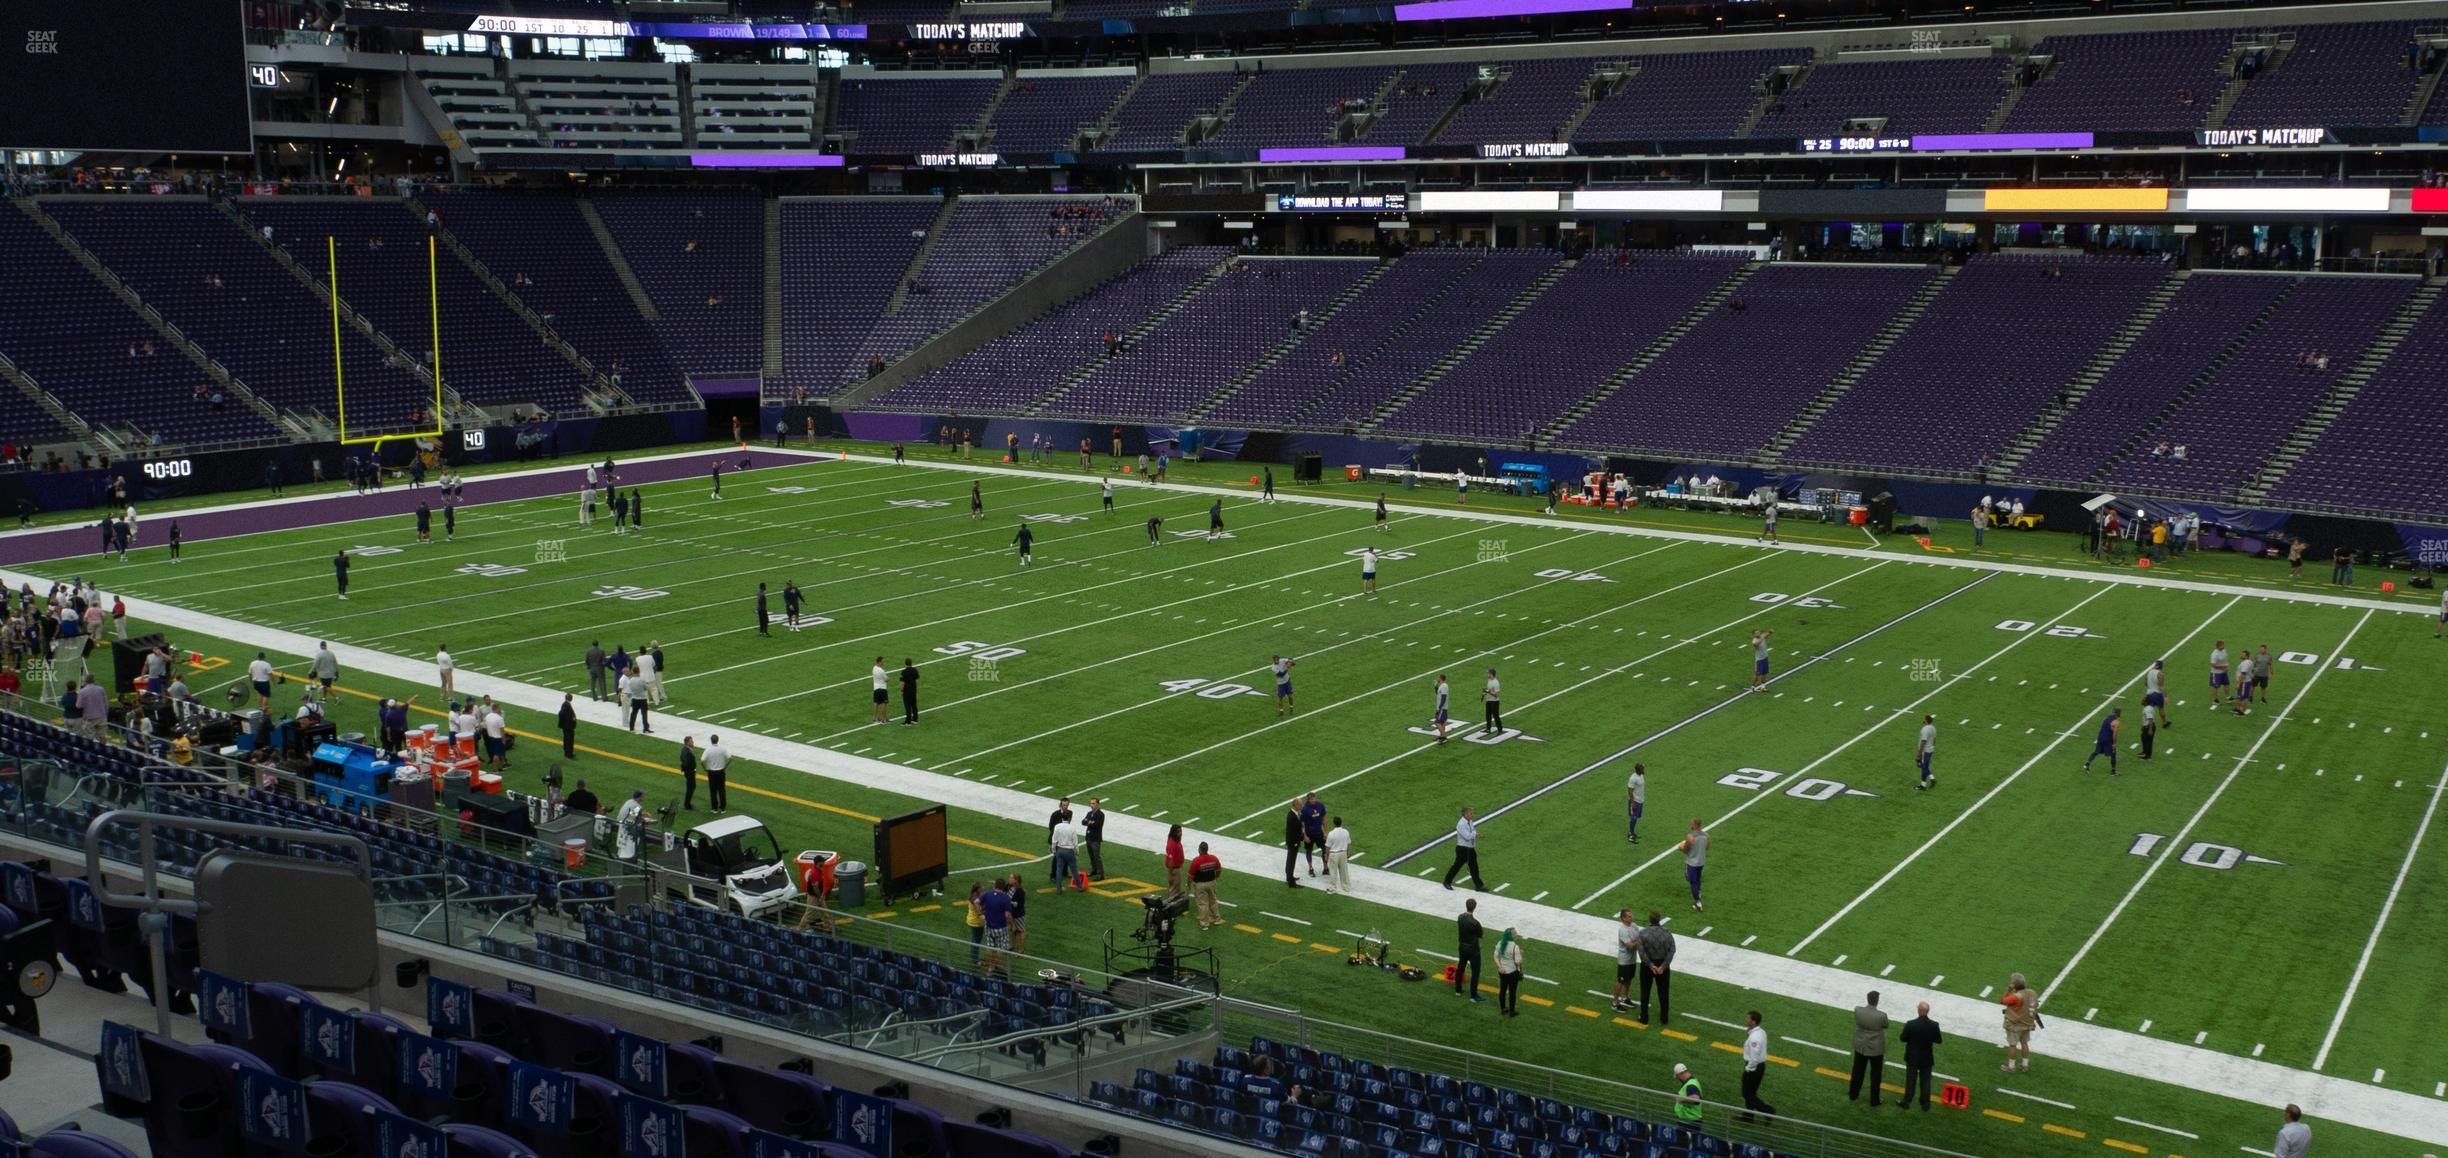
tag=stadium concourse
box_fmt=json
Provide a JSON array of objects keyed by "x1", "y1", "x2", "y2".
[{"x1": 3, "y1": 444, "x2": 2440, "y2": 1152}]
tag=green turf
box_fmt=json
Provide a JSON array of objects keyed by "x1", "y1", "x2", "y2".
[{"x1": 32, "y1": 444, "x2": 2448, "y2": 1156}]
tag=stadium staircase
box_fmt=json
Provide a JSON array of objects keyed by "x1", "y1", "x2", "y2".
[
  {"x1": 2202, "y1": 34, "x2": 2287, "y2": 132},
  {"x1": 1557, "y1": 63, "x2": 1612, "y2": 141},
  {"x1": 1343, "y1": 70, "x2": 1406, "y2": 141},
  {"x1": 884, "y1": 198, "x2": 962, "y2": 317},
  {"x1": 401, "y1": 193, "x2": 635, "y2": 410},
  {"x1": 219, "y1": 197, "x2": 480, "y2": 427},
  {"x1": 1282, "y1": 251, "x2": 1495, "y2": 427},
  {"x1": 1085, "y1": 74, "x2": 1148, "y2": 148},
  {"x1": 2404, "y1": 33, "x2": 2447, "y2": 124},
  {"x1": 1992, "y1": 269, "x2": 2192, "y2": 476},
  {"x1": 1535, "y1": 260, "x2": 1765, "y2": 448},
  {"x1": 1184, "y1": 259, "x2": 1395, "y2": 423},
  {"x1": 14, "y1": 198, "x2": 295, "y2": 441},
  {"x1": 763, "y1": 198, "x2": 785, "y2": 381},
  {"x1": 2241, "y1": 280, "x2": 2445, "y2": 505},
  {"x1": 1190, "y1": 74, "x2": 1260, "y2": 145},
  {"x1": 0, "y1": 350, "x2": 103, "y2": 453},
  {"x1": 969, "y1": 78, "x2": 1019, "y2": 148},
  {"x1": 576, "y1": 200, "x2": 661, "y2": 322},
  {"x1": 1761, "y1": 261, "x2": 1957, "y2": 462},
  {"x1": 1735, "y1": 61, "x2": 1804, "y2": 138},
  {"x1": 1356, "y1": 258, "x2": 1577, "y2": 434},
  {"x1": 2079, "y1": 276, "x2": 2305, "y2": 486},
  {"x1": 1017, "y1": 255, "x2": 1233, "y2": 416},
  {"x1": 1983, "y1": 63, "x2": 2032, "y2": 132}
]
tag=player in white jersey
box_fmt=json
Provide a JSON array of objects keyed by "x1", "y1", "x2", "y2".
[
  {"x1": 1431, "y1": 673, "x2": 1450, "y2": 743},
  {"x1": 1271, "y1": 655, "x2": 1296, "y2": 716},
  {"x1": 2207, "y1": 641, "x2": 2231, "y2": 710},
  {"x1": 1915, "y1": 715, "x2": 1936, "y2": 791},
  {"x1": 2231, "y1": 654, "x2": 2255, "y2": 716},
  {"x1": 1360, "y1": 547, "x2": 1378, "y2": 595}
]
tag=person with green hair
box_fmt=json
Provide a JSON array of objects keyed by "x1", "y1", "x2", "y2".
[{"x1": 1493, "y1": 927, "x2": 1523, "y2": 1016}]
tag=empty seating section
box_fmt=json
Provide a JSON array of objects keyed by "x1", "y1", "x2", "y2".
[
  {"x1": 1752, "y1": 55, "x2": 2008, "y2": 137},
  {"x1": 1557, "y1": 263, "x2": 1937, "y2": 459},
  {"x1": 846, "y1": 198, "x2": 1126, "y2": 382},
  {"x1": 2015, "y1": 274, "x2": 2299, "y2": 485},
  {"x1": 1202, "y1": 251, "x2": 1484, "y2": 428},
  {"x1": 1088, "y1": 1038, "x2": 1784, "y2": 1158},
  {"x1": 1433, "y1": 60, "x2": 1593, "y2": 146},
  {"x1": 2006, "y1": 30, "x2": 2233, "y2": 133},
  {"x1": 1379, "y1": 254, "x2": 1748, "y2": 442},
  {"x1": 1039, "y1": 259, "x2": 1373, "y2": 420},
  {"x1": 1297, "y1": 250, "x2": 1561, "y2": 428},
  {"x1": 512, "y1": 60, "x2": 683, "y2": 151},
  {"x1": 989, "y1": 74, "x2": 1135, "y2": 151},
  {"x1": 867, "y1": 247, "x2": 1228, "y2": 414},
  {"x1": 1785, "y1": 254, "x2": 2173, "y2": 474},
  {"x1": 591, "y1": 189, "x2": 767, "y2": 377},
  {"x1": 780, "y1": 199, "x2": 937, "y2": 392},
  {"x1": 412, "y1": 57, "x2": 540, "y2": 150},
  {"x1": 1105, "y1": 73, "x2": 1243, "y2": 150},
  {"x1": 2229, "y1": 23, "x2": 2422, "y2": 129},
  {"x1": 833, "y1": 75, "x2": 1001, "y2": 153},
  {"x1": 0, "y1": 209, "x2": 229, "y2": 445},
  {"x1": 2105, "y1": 276, "x2": 2414, "y2": 496},
  {"x1": 2270, "y1": 295, "x2": 2448, "y2": 516},
  {"x1": 1360, "y1": 64, "x2": 1472, "y2": 145},
  {"x1": 689, "y1": 63, "x2": 823, "y2": 149},
  {"x1": 240, "y1": 198, "x2": 590, "y2": 414},
  {"x1": 1205, "y1": 66, "x2": 1397, "y2": 148},
  {"x1": 42, "y1": 200, "x2": 431, "y2": 434},
  {"x1": 422, "y1": 190, "x2": 688, "y2": 404},
  {"x1": 1577, "y1": 50, "x2": 1807, "y2": 141}
]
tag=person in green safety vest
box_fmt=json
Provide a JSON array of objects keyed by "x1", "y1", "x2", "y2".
[{"x1": 1673, "y1": 1063, "x2": 1705, "y2": 1124}]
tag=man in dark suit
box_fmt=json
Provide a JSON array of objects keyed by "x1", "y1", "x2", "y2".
[
  {"x1": 1454, "y1": 899, "x2": 1482, "y2": 1002},
  {"x1": 1083, "y1": 798, "x2": 1107, "y2": 880},
  {"x1": 1899, "y1": 1002, "x2": 1943, "y2": 1112},
  {"x1": 557, "y1": 693, "x2": 578, "y2": 758},
  {"x1": 1850, "y1": 991, "x2": 1889, "y2": 1106},
  {"x1": 1283, "y1": 807, "x2": 1305, "y2": 888}
]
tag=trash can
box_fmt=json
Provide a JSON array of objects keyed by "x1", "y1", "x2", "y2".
[
  {"x1": 563, "y1": 838, "x2": 587, "y2": 869},
  {"x1": 796, "y1": 850, "x2": 840, "y2": 898},
  {"x1": 836, "y1": 861, "x2": 868, "y2": 907}
]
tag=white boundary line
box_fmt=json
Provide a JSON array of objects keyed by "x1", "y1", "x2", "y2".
[
  {"x1": 2311, "y1": 754, "x2": 2448, "y2": 1071},
  {"x1": 2041, "y1": 608, "x2": 2375, "y2": 1007}
]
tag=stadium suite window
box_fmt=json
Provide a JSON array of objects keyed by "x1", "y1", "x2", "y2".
[{"x1": 421, "y1": 33, "x2": 490, "y2": 55}]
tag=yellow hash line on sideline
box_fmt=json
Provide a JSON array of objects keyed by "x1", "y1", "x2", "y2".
[
  {"x1": 1660, "y1": 1029, "x2": 1699, "y2": 1042},
  {"x1": 1814, "y1": 1067, "x2": 1850, "y2": 1080},
  {"x1": 1232, "y1": 923, "x2": 1265, "y2": 935},
  {"x1": 1270, "y1": 933, "x2": 1301, "y2": 944},
  {"x1": 2104, "y1": 1140, "x2": 2149, "y2": 1154},
  {"x1": 295, "y1": 677, "x2": 1036, "y2": 858},
  {"x1": 1985, "y1": 1109, "x2": 2026, "y2": 1124},
  {"x1": 1309, "y1": 943, "x2": 1340, "y2": 953},
  {"x1": 2044, "y1": 1124, "x2": 2087, "y2": 1139},
  {"x1": 1709, "y1": 1041, "x2": 1742, "y2": 1055},
  {"x1": 1564, "y1": 1006, "x2": 1601, "y2": 1018},
  {"x1": 1768, "y1": 1055, "x2": 1799, "y2": 1068},
  {"x1": 1612, "y1": 1017, "x2": 1648, "y2": 1030}
]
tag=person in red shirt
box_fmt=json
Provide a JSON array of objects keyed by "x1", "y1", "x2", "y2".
[
  {"x1": 1165, "y1": 824, "x2": 1186, "y2": 896},
  {"x1": 0, "y1": 667, "x2": 19, "y2": 696},
  {"x1": 1188, "y1": 842, "x2": 1224, "y2": 929}
]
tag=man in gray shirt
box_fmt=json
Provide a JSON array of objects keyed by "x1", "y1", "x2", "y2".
[
  {"x1": 310, "y1": 642, "x2": 340, "y2": 697},
  {"x1": 584, "y1": 641, "x2": 608, "y2": 702},
  {"x1": 74, "y1": 675, "x2": 109, "y2": 739},
  {"x1": 1851, "y1": 991, "x2": 1890, "y2": 1106},
  {"x1": 1610, "y1": 908, "x2": 1641, "y2": 1012},
  {"x1": 1636, "y1": 909, "x2": 1675, "y2": 1025},
  {"x1": 2273, "y1": 1104, "x2": 2310, "y2": 1158}
]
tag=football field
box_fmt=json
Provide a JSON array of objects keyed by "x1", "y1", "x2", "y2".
[{"x1": 21, "y1": 446, "x2": 2448, "y2": 1148}]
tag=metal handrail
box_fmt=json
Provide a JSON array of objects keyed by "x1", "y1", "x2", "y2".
[{"x1": 911, "y1": 990, "x2": 1215, "y2": 1067}]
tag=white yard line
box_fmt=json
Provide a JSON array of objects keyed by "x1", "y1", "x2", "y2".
[
  {"x1": 1783, "y1": 593, "x2": 2246, "y2": 956},
  {"x1": 1567, "y1": 579, "x2": 2111, "y2": 909},
  {"x1": 2311, "y1": 754, "x2": 2448, "y2": 1071},
  {"x1": 2042, "y1": 608, "x2": 2375, "y2": 1005},
  {"x1": 1200, "y1": 549, "x2": 1798, "y2": 832}
]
